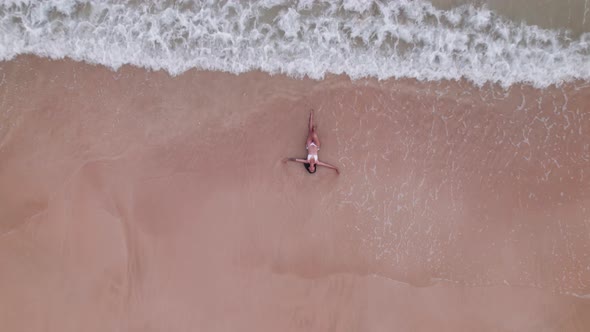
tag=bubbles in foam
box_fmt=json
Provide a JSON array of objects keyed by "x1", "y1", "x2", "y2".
[{"x1": 1, "y1": 0, "x2": 589, "y2": 88}]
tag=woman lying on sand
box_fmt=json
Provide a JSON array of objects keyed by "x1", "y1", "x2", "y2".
[{"x1": 284, "y1": 111, "x2": 340, "y2": 174}]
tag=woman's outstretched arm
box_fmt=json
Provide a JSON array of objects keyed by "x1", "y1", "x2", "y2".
[
  {"x1": 283, "y1": 158, "x2": 308, "y2": 164},
  {"x1": 317, "y1": 161, "x2": 340, "y2": 174}
]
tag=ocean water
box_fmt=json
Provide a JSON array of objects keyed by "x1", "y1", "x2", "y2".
[{"x1": 1, "y1": 0, "x2": 589, "y2": 88}]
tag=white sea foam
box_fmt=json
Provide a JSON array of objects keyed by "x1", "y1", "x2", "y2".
[{"x1": 1, "y1": 0, "x2": 589, "y2": 87}]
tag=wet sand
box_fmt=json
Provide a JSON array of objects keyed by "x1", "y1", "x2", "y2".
[{"x1": 1, "y1": 56, "x2": 589, "y2": 331}]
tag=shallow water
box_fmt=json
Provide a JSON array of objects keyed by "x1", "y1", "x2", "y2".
[
  {"x1": 1, "y1": 0, "x2": 589, "y2": 86},
  {"x1": 433, "y1": 0, "x2": 590, "y2": 35}
]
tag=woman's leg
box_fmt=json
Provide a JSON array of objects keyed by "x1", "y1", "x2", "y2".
[
  {"x1": 307, "y1": 110, "x2": 320, "y2": 147},
  {"x1": 306, "y1": 131, "x2": 314, "y2": 148},
  {"x1": 311, "y1": 131, "x2": 320, "y2": 147},
  {"x1": 306, "y1": 111, "x2": 314, "y2": 147}
]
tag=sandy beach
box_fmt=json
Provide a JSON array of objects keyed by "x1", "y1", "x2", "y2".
[{"x1": 0, "y1": 55, "x2": 589, "y2": 331}]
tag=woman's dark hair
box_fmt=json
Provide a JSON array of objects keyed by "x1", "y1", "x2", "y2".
[{"x1": 304, "y1": 163, "x2": 316, "y2": 174}]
